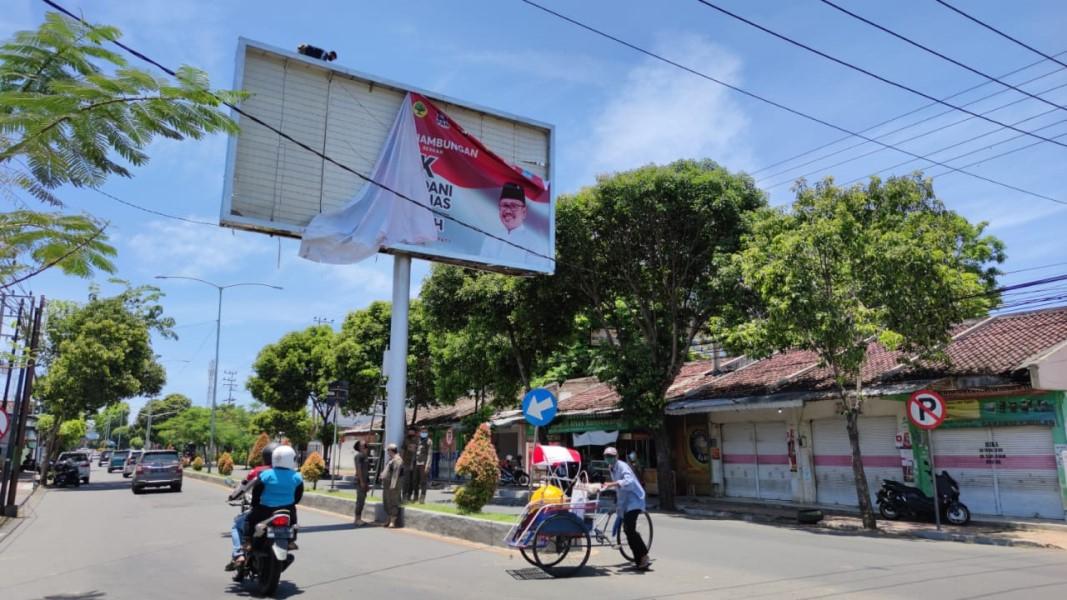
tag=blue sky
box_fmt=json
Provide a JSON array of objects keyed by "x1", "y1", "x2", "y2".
[{"x1": 4, "y1": 0, "x2": 1066, "y2": 419}]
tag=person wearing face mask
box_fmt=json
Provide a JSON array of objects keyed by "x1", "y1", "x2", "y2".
[
  {"x1": 601, "y1": 446, "x2": 650, "y2": 570},
  {"x1": 412, "y1": 427, "x2": 433, "y2": 503}
]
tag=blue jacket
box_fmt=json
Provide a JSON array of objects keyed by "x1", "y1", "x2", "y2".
[
  {"x1": 610, "y1": 459, "x2": 646, "y2": 516},
  {"x1": 254, "y1": 467, "x2": 304, "y2": 508}
]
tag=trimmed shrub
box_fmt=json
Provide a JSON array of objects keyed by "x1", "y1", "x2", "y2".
[
  {"x1": 454, "y1": 423, "x2": 499, "y2": 513},
  {"x1": 300, "y1": 451, "x2": 326, "y2": 490},
  {"x1": 192, "y1": 456, "x2": 204, "y2": 471},
  {"x1": 217, "y1": 452, "x2": 235, "y2": 475},
  {"x1": 247, "y1": 432, "x2": 270, "y2": 467}
]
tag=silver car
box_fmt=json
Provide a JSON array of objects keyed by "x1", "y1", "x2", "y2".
[
  {"x1": 57, "y1": 451, "x2": 91, "y2": 484},
  {"x1": 131, "y1": 450, "x2": 182, "y2": 494},
  {"x1": 122, "y1": 451, "x2": 142, "y2": 478}
]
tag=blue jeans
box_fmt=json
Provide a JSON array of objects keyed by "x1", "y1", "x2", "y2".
[{"x1": 231, "y1": 512, "x2": 247, "y2": 558}]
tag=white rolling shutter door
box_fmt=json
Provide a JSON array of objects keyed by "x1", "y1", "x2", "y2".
[
  {"x1": 990, "y1": 427, "x2": 1063, "y2": 519},
  {"x1": 813, "y1": 417, "x2": 901, "y2": 507},
  {"x1": 755, "y1": 422, "x2": 791, "y2": 501},
  {"x1": 931, "y1": 428, "x2": 998, "y2": 517},
  {"x1": 722, "y1": 423, "x2": 757, "y2": 499},
  {"x1": 932, "y1": 426, "x2": 1064, "y2": 519}
]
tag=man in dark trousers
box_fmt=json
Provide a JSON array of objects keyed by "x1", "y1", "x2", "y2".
[
  {"x1": 401, "y1": 428, "x2": 419, "y2": 501},
  {"x1": 381, "y1": 443, "x2": 404, "y2": 528},
  {"x1": 601, "y1": 446, "x2": 651, "y2": 570},
  {"x1": 352, "y1": 440, "x2": 369, "y2": 526},
  {"x1": 412, "y1": 426, "x2": 433, "y2": 503}
]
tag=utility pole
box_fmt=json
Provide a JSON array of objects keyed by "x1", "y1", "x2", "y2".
[{"x1": 222, "y1": 370, "x2": 238, "y2": 404}]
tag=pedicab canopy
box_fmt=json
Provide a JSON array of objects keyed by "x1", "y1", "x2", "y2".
[{"x1": 532, "y1": 444, "x2": 581, "y2": 467}]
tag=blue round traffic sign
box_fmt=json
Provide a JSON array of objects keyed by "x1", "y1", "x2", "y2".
[{"x1": 522, "y1": 388, "x2": 558, "y2": 427}]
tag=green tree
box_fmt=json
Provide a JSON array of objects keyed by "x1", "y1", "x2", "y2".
[
  {"x1": 454, "y1": 423, "x2": 499, "y2": 513},
  {"x1": 247, "y1": 325, "x2": 337, "y2": 463},
  {"x1": 133, "y1": 393, "x2": 192, "y2": 438},
  {"x1": 156, "y1": 406, "x2": 210, "y2": 452},
  {"x1": 129, "y1": 436, "x2": 144, "y2": 450},
  {"x1": 334, "y1": 300, "x2": 437, "y2": 420},
  {"x1": 56, "y1": 417, "x2": 86, "y2": 451},
  {"x1": 420, "y1": 265, "x2": 581, "y2": 405},
  {"x1": 0, "y1": 12, "x2": 242, "y2": 287},
  {"x1": 252, "y1": 408, "x2": 312, "y2": 450},
  {"x1": 35, "y1": 284, "x2": 172, "y2": 461},
  {"x1": 556, "y1": 159, "x2": 766, "y2": 510},
  {"x1": 728, "y1": 175, "x2": 1003, "y2": 528},
  {"x1": 92, "y1": 401, "x2": 130, "y2": 444}
]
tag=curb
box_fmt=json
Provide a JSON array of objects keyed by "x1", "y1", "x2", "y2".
[
  {"x1": 184, "y1": 470, "x2": 515, "y2": 548},
  {"x1": 679, "y1": 506, "x2": 1061, "y2": 550}
]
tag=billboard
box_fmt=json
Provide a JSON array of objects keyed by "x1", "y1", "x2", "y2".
[{"x1": 221, "y1": 39, "x2": 555, "y2": 274}]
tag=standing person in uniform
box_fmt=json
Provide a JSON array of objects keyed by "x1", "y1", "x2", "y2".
[
  {"x1": 413, "y1": 427, "x2": 433, "y2": 503},
  {"x1": 381, "y1": 443, "x2": 404, "y2": 528},
  {"x1": 402, "y1": 428, "x2": 419, "y2": 501},
  {"x1": 352, "y1": 440, "x2": 370, "y2": 526},
  {"x1": 601, "y1": 446, "x2": 651, "y2": 570}
]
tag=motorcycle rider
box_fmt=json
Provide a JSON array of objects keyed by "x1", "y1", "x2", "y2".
[
  {"x1": 226, "y1": 442, "x2": 278, "y2": 571},
  {"x1": 227, "y1": 445, "x2": 304, "y2": 570}
]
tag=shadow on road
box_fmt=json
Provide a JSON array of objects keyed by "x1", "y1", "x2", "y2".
[
  {"x1": 298, "y1": 523, "x2": 359, "y2": 534},
  {"x1": 35, "y1": 592, "x2": 106, "y2": 599},
  {"x1": 49, "y1": 481, "x2": 131, "y2": 493},
  {"x1": 226, "y1": 581, "x2": 303, "y2": 599}
]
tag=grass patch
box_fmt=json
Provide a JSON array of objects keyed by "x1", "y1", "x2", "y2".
[{"x1": 408, "y1": 502, "x2": 519, "y2": 524}]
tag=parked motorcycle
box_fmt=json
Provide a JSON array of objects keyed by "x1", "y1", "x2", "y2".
[
  {"x1": 227, "y1": 479, "x2": 298, "y2": 597},
  {"x1": 876, "y1": 471, "x2": 971, "y2": 525},
  {"x1": 50, "y1": 459, "x2": 80, "y2": 488},
  {"x1": 498, "y1": 457, "x2": 530, "y2": 487}
]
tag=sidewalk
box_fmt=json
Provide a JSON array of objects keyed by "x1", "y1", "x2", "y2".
[{"x1": 677, "y1": 495, "x2": 1067, "y2": 550}]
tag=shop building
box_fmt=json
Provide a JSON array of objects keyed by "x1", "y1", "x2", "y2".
[{"x1": 666, "y1": 307, "x2": 1067, "y2": 521}]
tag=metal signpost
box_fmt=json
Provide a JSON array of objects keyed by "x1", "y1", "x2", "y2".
[
  {"x1": 522, "y1": 387, "x2": 558, "y2": 489},
  {"x1": 907, "y1": 390, "x2": 947, "y2": 530}
]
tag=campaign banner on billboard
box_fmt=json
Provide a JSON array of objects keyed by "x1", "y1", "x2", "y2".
[{"x1": 299, "y1": 92, "x2": 552, "y2": 273}]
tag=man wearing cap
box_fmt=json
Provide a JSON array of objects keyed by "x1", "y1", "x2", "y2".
[
  {"x1": 402, "y1": 428, "x2": 419, "y2": 501},
  {"x1": 412, "y1": 426, "x2": 433, "y2": 503},
  {"x1": 479, "y1": 182, "x2": 549, "y2": 270},
  {"x1": 381, "y1": 443, "x2": 404, "y2": 528},
  {"x1": 601, "y1": 446, "x2": 651, "y2": 570}
]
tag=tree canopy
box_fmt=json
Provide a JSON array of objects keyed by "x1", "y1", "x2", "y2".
[
  {"x1": 0, "y1": 12, "x2": 243, "y2": 287},
  {"x1": 727, "y1": 174, "x2": 1003, "y2": 527},
  {"x1": 556, "y1": 159, "x2": 766, "y2": 509}
]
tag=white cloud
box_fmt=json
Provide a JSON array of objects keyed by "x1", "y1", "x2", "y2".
[
  {"x1": 126, "y1": 217, "x2": 273, "y2": 278},
  {"x1": 578, "y1": 34, "x2": 752, "y2": 182}
]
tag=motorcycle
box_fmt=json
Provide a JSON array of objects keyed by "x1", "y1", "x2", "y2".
[
  {"x1": 499, "y1": 462, "x2": 530, "y2": 487},
  {"x1": 226, "y1": 479, "x2": 298, "y2": 597},
  {"x1": 51, "y1": 459, "x2": 80, "y2": 488},
  {"x1": 876, "y1": 471, "x2": 971, "y2": 526}
]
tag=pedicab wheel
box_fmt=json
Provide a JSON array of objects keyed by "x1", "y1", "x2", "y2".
[
  {"x1": 531, "y1": 514, "x2": 591, "y2": 578},
  {"x1": 617, "y1": 510, "x2": 654, "y2": 562},
  {"x1": 519, "y1": 547, "x2": 537, "y2": 567}
]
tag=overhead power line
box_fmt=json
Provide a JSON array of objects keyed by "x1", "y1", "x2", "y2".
[
  {"x1": 749, "y1": 49, "x2": 1067, "y2": 177},
  {"x1": 518, "y1": 0, "x2": 1064, "y2": 206},
  {"x1": 757, "y1": 74, "x2": 1067, "y2": 185},
  {"x1": 933, "y1": 0, "x2": 1067, "y2": 70},
  {"x1": 691, "y1": 0, "x2": 1067, "y2": 150},
  {"x1": 819, "y1": 0, "x2": 1067, "y2": 114}
]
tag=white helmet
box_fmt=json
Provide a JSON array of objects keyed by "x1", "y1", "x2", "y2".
[{"x1": 271, "y1": 445, "x2": 297, "y2": 470}]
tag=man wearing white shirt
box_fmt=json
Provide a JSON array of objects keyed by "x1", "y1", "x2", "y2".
[{"x1": 480, "y1": 183, "x2": 549, "y2": 271}]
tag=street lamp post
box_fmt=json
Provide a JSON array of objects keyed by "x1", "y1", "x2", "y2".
[
  {"x1": 155, "y1": 276, "x2": 282, "y2": 472},
  {"x1": 144, "y1": 408, "x2": 182, "y2": 450}
]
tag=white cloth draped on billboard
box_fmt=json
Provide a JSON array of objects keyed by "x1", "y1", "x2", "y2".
[
  {"x1": 298, "y1": 93, "x2": 435, "y2": 264},
  {"x1": 571, "y1": 430, "x2": 619, "y2": 447}
]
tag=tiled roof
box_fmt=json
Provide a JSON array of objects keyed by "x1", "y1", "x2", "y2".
[
  {"x1": 682, "y1": 306, "x2": 1067, "y2": 400},
  {"x1": 556, "y1": 382, "x2": 620, "y2": 414}
]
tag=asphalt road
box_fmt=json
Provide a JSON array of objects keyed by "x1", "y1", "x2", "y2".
[{"x1": 2, "y1": 466, "x2": 1067, "y2": 599}]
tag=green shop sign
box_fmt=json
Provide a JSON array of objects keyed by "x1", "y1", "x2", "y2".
[
  {"x1": 527, "y1": 416, "x2": 626, "y2": 435},
  {"x1": 940, "y1": 394, "x2": 1057, "y2": 429}
]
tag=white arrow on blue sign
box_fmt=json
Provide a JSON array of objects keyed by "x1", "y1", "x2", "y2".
[{"x1": 522, "y1": 387, "x2": 558, "y2": 427}]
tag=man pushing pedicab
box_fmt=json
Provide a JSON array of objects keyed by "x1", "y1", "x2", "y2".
[{"x1": 600, "y1": 446, "x2": 651, "y2": 571}]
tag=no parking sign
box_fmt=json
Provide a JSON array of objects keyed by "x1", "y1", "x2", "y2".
[{"x1": 907, "y1": 390, "x2": 946, "y2": 430}]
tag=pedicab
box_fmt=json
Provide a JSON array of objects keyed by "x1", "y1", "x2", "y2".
[{"x1": 504, "y1": 445, "x2": 655, "y2": 577}]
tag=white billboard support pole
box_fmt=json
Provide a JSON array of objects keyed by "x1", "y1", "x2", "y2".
[{"x1": 385, "y1": 254, "x2": 411, "y2": 452}]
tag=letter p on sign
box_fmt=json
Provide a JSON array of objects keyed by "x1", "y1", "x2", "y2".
[{"x1": 907, "y1": 390, "x2": 946, "y2": 430}]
